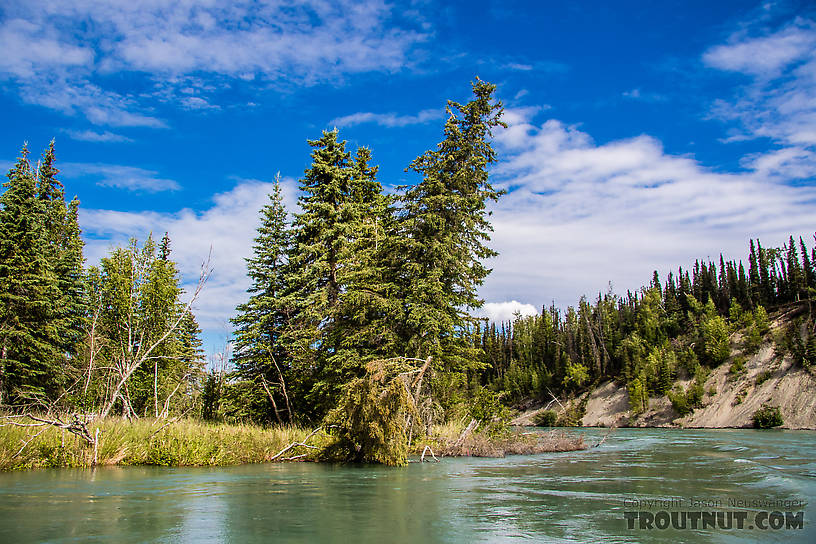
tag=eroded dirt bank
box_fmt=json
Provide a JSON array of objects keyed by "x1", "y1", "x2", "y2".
[{"x1": 512, "y1": 324, "x2": 816, "y2": 430}]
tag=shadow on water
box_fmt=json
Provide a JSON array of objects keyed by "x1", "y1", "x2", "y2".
[{"x1": 0, "y1": 428, "x2": 813, "y2": 543}]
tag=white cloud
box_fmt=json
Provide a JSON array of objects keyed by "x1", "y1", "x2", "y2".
[
  {"x1": 704, "y1": 19, "x2": 816, "y2": 148},
  {"x1": 64, "y1": 129, "x2": 133, "y2": 143},
  {"x1": 331, "y1": 108, "x2": 442, "y2": 128},
  {"x1": 62, "y1": 163, "x2": 181, "y2": 192},
  {"x1": 480, "y1": 108, "x2": 816, "y2": 310},
  {"x1": 475, "y1": 301, "x2": 538, "y2": 323},
  {"x1": 180, "y1": 96, "x2": 220, "y2": 111},
  {"x1": 622, "y1": 88, "x2": 667, "y2": 102},
  {"x1": 80, "y1": 177, "x2": 300, "y2": 348},
  {"x1": 19, "y1": 79, "x2": 166, "y2": 128},
  {"x1": 703, "y1": 21, "x2": 816, "y2": 77},
  {"x1": 0, "y1": 19, "x2": 93, "y2": 78},
  {"x1": 0, "y1": 0, "x2": 428, "y2": 124},
  {"x1": 505, "y1": 63, "x2": 533, "y2": 71}
]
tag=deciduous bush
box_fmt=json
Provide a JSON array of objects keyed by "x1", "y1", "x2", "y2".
[
  {"x1": 752, "y1": 404, "x2": 783, "y2": 428},
  {"x1": 533, "y1": 409, "x2": 557, "y2": 427}
]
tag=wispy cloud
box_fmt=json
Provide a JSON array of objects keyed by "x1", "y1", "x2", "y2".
[
  {"x1": 703, "y1": 18, "x2": 816, "y2": 148},
  {"x1": 497, "y1": 58, "x2": 568, "y2": 73},
  {"x1": 0, "y1": 0, "x2": 429, "y2": 125},
  {"x1": 622, "y1": 88, "x2": 667, "y2": 102},
  {"x1": 63, "y1": 129, "x2": 133, "y2": 143},
  {"x1": 330, "y1": 108, "x2": 442, "y2": 128},
  {"x1": 62, "y1": 163, "x2": 181, "y2": 192},
  {"x1": 703, "y1": 20, "x2": 816, "y2": 77}
]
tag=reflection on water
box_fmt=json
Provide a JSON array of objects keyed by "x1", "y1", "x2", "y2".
[{"x1": 0, "y1": 428, "x2": 813, "y2": 543}]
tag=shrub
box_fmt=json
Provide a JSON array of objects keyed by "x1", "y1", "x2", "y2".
[
  {"x1": 533, "y1": 409, "x2": 558, "y2": 427},
  {"x1": 742, "y1": 325, "x2": 762, "y2": 354},
  {"x1": 669, "y1": 380, "x2": 705, "y2": 417},
  {"x1": 686, "y1": 382, "x2": 704, "y2": 408},
  {"x1": 729, "y1": 356, "x2": 745, "y2": 375},
  {"x1": 555, "y1": 397, "x2": 587, "y2": 427},
  {"x1": 753, "y1": 305, "x2": 770, "y2": 335},
  {"x1": 752, "y1": 404, "x2": 783, "y2": 428},
  {"x1": 468, "y1": 387, "x2": 510, "y2": 423},
  {"x1": 627, "y1": 377, "x2": 648, "y2": 415},
  {"x1": 755, "y1": 370, "x2": 772, "y2": 386},
  {"x1": 729, "y1": 302, "x2": 753, "y2": 330},
  {"x1": 732, "y1": 386, "x2": 748, "y2": 406},
  {"x1": 669, "y1": 386, "x2": 690, "y2": 416}
]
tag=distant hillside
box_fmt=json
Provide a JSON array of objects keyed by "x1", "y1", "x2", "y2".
[{"x1": 514, "y1": 304, "x2": 816, "y2": 429}]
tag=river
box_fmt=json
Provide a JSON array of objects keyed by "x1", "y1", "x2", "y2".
[{"x1": 0, "y1": 428, "x2": 813, "y2": 543}]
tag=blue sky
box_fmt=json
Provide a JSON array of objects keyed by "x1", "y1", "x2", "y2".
[{"x1": 1, "y1": 0, "x2": 815, "y2": 354}]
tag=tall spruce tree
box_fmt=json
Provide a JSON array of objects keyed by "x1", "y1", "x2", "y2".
[
  {"x1": 36, "y1": 142, "x2": 86, "y2": 365},
  {"x1": 0, "y1": 145, "x2": 62, "y2": 403},
  {"x1": 282, "y1": 130, "x2": 357, "y2": 415},
  {"x1": 398, "y1": 78, "x2": 505, "y2": 370}
]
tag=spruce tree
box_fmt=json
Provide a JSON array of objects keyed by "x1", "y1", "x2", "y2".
[
  {"x1": 786, "y1": 235, "x2": 803, "y2": 301},
  {"x1": 0, "y1": 145, "x2": 62, "y2": 403},
  {"x1": 282, "y1": 130, "x2": 358, "y2": 414},
  {"x1": 231, "y1": 180, "x2": 294, "y2": 422},
  {"x1": 800, "y1": 237, "x2": 814, "y2": 292},
  {"x1": 398, "y1": 78, "x2": 505, "y2": 371},
  {"x1": 327, "y1": 147, "x2": 399, "y2": 367},
  {"x1": 37, "y1": 142, "x2": 86, "y2": 365}
]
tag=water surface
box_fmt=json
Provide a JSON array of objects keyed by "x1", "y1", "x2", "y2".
[{"x1": 0, "y1": 428, "x2": 813, "y2": 543}]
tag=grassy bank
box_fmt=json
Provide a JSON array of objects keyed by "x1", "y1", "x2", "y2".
[
  {"x1": 1, "y1": 417, "x2": 589, "y2": 471},
  {"x1": 0, "y1": 417, "x2": 324, "y2": 471},
  {"x1": 415, "y1": 420, "x2": 588, "y2": 458}
]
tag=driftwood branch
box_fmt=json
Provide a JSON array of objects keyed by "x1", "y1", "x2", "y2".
[
  {"x1": 269, "y1": 427, "x2": 324, "y2": 462},
  {"x1": 546, "y1": 387, "x2": 566, "y2": 413},
  {"x1": 420, "y1": 445, "x2": 439, "y2": 462},
  {"x1": 591, "y1": 426, "x2": 616, "y2": 448},
  {"x1": 270, "y1": 355, "x2": 292, "y2": 422},
  {"x1": 454, "y1": 418, "x2": 478, "y2": 448}
]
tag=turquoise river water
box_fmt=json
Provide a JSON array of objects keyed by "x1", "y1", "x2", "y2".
[{"x1": 0, "y1": 428, "x2": 814, "y2": 543}]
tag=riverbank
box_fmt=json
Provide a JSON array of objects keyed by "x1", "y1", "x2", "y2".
[
  {"x1": 0, "y1": 417, "x2": 587, "y2": 471},
  {"x1": 0, "y1": 418, "x2": 323, "y2": 470},
  {"x1": 511, "y1": 347, "x2": 816, "y2": 430}
]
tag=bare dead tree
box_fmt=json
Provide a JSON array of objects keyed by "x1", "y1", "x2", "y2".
[
  {"x1": 259, "y1": 375, "x2": 283, "y2": 425},
  {"x1": 99, "y1": 250, "x2": 212, "y2": 419}
]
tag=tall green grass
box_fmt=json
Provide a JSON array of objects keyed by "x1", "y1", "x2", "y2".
[{"x1": 0, "y1": 417, "x2": 326, "y2": 471}]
